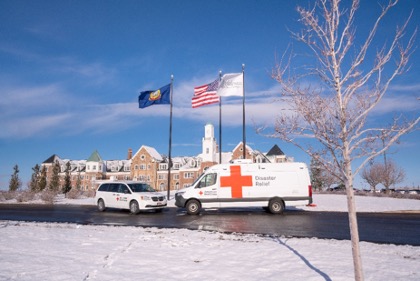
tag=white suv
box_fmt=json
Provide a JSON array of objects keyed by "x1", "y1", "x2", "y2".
[{"x1": 95, "y1": 181, "x2": 167, "y2": 214}]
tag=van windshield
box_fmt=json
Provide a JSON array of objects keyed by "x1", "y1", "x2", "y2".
[
  {"x1": 128, "y1": 183, "x2": 156, "y2": 193},
  {"x1": 190, "y1": 173, "x2": 204, "y2": 187}
]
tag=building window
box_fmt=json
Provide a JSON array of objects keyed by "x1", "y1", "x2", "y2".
[
  {"x1": 206, "y1": 148, "x2": 209, "y2": 154},
  {"x1": 134, "y1": 165, "x2": 139, "y2": 170},
  {"x1": 173, "y1": 174, "x2": 179, "y2": 180},
  {"x1": 140, "y1": 164, "x2": 146, "y2": 170},
  {"x1": 184, "y1": 172, "x2": 194, "y2": 179},
  {"x1": 140, "y1": 154, "x2": 146, "y2": 160},
  {"x1": 158, "y1": 174, "x2": 166, "y2": 180},
  {"x1": 159, "y1": 163, "x2": 168, "y2": 170}
]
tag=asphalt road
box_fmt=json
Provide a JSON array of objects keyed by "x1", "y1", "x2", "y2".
[{"x1": 0, "y1": 204, "x2": 419, "y2": 246}]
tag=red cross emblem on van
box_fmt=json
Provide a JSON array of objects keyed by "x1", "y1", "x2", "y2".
[{"x1": 220, "y1": 165, "x2": 253, "y2": 198}]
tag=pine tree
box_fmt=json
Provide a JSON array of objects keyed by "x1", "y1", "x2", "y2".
[
  {"x1": 310, "y1": 155, "x2": 323, "y2": 191},
  {"x1": 49, "y1": 160, "x2": 61, "y2": 192},
  {"x1": 9, "y1": 164, "x2": 22, "y2": 192},
  {"x1": 62, "y1": 162, "x2": 72, "y2": 195},
  {"x1": 75, "y1": 170, "x2": 82, "y2": 190},
  {"x1": 29, "y1": 164, "x2": 41, "y2": 192},
  {"x1": 39, "y1": 166, "x2": 47, "y2": 191}
]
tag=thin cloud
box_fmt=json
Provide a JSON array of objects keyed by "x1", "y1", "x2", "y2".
[
  {"x1": 52, "y1": 58, "x2": 117, "y2": 85},
  {"x1": 372, "y1": 95, "x2": 420, "y2": 115},
  {"x1": 0, "y1": 113, "x2": 71, "y2": 139}
]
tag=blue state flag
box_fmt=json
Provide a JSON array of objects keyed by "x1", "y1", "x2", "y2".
[{"x1": 138, "y1": 84, "x2": 171, "y2": 108}]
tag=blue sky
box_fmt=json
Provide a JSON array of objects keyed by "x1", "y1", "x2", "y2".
[{"x1": 0, "y1": 0, "x2": 419, "y2": 190}]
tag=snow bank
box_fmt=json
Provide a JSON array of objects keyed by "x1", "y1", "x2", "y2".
[
  {"x1": 298, "y1": 194, "x2": 420, "y2": 212},
  {"x1": 0, "y1": 221, "x2": 418, "y2": 281}
]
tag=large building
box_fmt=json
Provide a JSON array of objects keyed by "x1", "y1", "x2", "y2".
[{"x1": 41, "y1": 124, "x2": 291, "y2": 191}]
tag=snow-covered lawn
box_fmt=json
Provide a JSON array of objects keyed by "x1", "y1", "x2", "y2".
[{"x1": 0, "y1": 194, "x2": 419, "y2": 280}]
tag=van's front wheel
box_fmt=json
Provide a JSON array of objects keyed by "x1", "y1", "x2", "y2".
[
  {"x1": 186, "y1": 199, "x2": 201, "y2": 215},
  {"x1": 268, "y1": 198, "x2": 284, "y2": 214}
]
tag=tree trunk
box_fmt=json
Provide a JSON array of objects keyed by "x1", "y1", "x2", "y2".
[{"x1": 345, "y1": 168, "x2": 364, "y2": 281}]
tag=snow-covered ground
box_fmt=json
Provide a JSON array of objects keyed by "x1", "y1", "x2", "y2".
[{"x1": 0, "y1": 194, "x2": 419, "y2": 280}]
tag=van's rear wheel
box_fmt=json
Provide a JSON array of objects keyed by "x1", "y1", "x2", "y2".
[
  {"x1": 130, "y1": 200, "x2": 140, "y2": 214},
  {"x1": 186, "y1": 199, "x2": 201, "y2": 215},
  {"x1": 269, "y1": 198, "x2": 284, "y2": 214}
]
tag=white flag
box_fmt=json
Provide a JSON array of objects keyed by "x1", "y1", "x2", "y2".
[{"x1": 217, "y1": 73, "x2": 243, "y2": 97}]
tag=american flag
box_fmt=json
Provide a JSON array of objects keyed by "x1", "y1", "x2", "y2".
[{"x1": 192, "y1": 78, "x2": 220, "y2": 108}]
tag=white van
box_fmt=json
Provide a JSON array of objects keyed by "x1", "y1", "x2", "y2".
[
  {"x1": 175, "y1": 161, "x2": 312, "y2": 215},
  {"x1": 95, "y1": 181, "x2": 167, "y2": 214}
]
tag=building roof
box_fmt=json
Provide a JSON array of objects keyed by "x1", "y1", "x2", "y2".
[
  {"x1": 133, "y1": 145, "x2": 163, "y2": 161},
  {"x1": 232, "y1": 142, "x2": 254, "y2": 154},
  {"x1": 42, "y1": 154, "x2": 61, "y2": 164},
  {"x1": 105, "y1": 160, "x2": 131, "y2": 172},
  {"x1": 266, "y1": 144, "x2": 285, "y2": 156},
  {"x1": 87, "y1": 150, "x2": 102, "y2": 162}
]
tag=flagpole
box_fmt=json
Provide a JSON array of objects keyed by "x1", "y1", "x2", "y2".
[
  {"x1": 167, "y1": 75, "x2": 173, "y2": 201},
  {"x1": 242, "y1": 64, "x2": 246, "y2": 159},
  {"x1": 218, "y1": 70, "x2": 222, "y2": 164}
]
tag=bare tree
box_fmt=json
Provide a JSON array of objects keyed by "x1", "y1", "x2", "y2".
[
  {"x1": 381, "y1": 160, "x2": 405, "y2": 193},
  {"x1": 361, "y1": 162, "x2": 383, "y2": 192},
  {"x1": 362, "y1": 160, "x2": 405, "y2": 193},
  {"x1": 262, "y1": 0, "x2": 418, "y2": 280}
]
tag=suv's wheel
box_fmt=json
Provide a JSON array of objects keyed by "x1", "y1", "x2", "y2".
[
  {"x1": 186, "y1": 199, "x2": 201, "y2": 215},
  {"x1": 130, "y1": 200, "x2": 140, "y2": 214},
  {"x1": 97, "y1": 199, "x2": 106, "y2": 212},
  {"x1": 268, "y1": 198, "x2": 284, "y2": 214}
]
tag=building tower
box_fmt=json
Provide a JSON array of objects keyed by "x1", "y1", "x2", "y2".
[{"x1": 201, "y1": 123, "x2": 217, "y2": 163}]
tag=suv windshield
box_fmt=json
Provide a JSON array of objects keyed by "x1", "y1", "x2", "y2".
[{"x1": 128, "y1": 183, "x2": 156, "y2": 193}]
